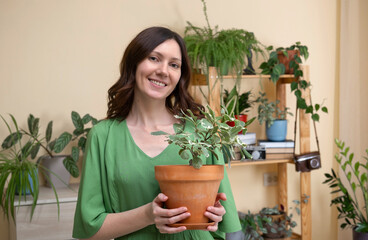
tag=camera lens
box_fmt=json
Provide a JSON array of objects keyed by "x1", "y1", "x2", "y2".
[
  {"x1": 309, "y1": 158, "x2": 320, "y2": 169},
  {"x1": 252, "y1": 151, "x2": 261, "y2": 160}
]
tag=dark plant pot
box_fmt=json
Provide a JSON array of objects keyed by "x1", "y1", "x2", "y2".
[
  {"x1": 220, "y1": 60, "x2": 231, "y2": 76},
  {"x1": 243, "y1": 48, "x2": 255, "y2": 75},
  {"x1": 277, "y1": 50, "x2": 300, "y2": 74},
  {"x1": 15, "y1": 169, "x2": 38, "y2": 195},
  {"x1": 227, "y1": 115, "x2": 248, "y2": 134},
  {"x1": 266, "y1": 119, "x2": 287, "y2": 142},
  {"x1": 353, "y1": 228, "x2": 368, "y2": 240},
  {"x1": 42, "y1": 155, "x2": 70, "y2": 188}
]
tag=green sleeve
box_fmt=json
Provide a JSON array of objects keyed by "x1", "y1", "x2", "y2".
[
  {"x1": 72, "y1": 124, "x2": 111, "y2": 239},
  {"x1": 207, "y1": 149, "x2": 242, "y2": 239}
]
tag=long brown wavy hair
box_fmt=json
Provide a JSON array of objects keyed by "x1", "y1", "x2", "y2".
[{"x1": 107, "y1": 26, "x2": 203, "y2": 120}]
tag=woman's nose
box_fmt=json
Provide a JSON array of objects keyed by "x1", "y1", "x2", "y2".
[{"x1": 156, "y1": 63, "x2": 168, "y2": 77}]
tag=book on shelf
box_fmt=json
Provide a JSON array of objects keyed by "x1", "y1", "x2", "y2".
[
  {"x1": 238, "y1": 132, "x2": 256, "y2": 145},
  {"x1": 266, "y1": 153, "x2": 294, "y2": 160},
  {"x1": 258, "y1": 139, "x2": 295, "y2": 148},
  {"x1": 266, "y1": 147, "x2": 294, "y2": 154}
]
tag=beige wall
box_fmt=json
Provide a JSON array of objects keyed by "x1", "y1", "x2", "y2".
[{"x1": 0, "y1": 0, "x2": 339, "y2": 239}]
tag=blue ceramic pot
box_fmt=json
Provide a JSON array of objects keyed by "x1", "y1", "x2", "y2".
[
  {"x1": 266, "y1": 119, "x2": 287, "y2": 142},
  {"x1": 15, "y1": 169, "x2": 38, "y2": 195}
]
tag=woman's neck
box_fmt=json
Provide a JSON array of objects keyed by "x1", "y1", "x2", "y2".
[{"x1": 126, "y1": 97, "x2": 176, "y2": 130}]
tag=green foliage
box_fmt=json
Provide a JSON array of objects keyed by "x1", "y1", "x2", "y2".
[
  {"x1": 256, "y1": 92, "x2": 293, "y2": 128},
  {"x1": 1, "y1": 112, "x2": 99, "y2": 178},
  {"x1": 323, "y1": 139, "x2": 368, "y2": 233},
  {"x1": 152, "y1": 106, "x2": 255, "y2": 169},
  {"x1": 0, "y1": 114, "x2": 59, "y2": 222},
  {"x1": 259, "y1": 42, "x2": 328, "y2": 122},
  {"x1": 223, "y1": 86, "x2": 254, "y2": 116},
  {"x1": 239, "y1": 201, "x2": 301, "y2": 239}
]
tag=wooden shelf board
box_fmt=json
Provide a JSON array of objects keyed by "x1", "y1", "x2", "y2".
[
  {"x1": 229, "y1": 159, "x2": 294, "y2": 166},
  {"x1": 190, "y1": 73, "x2": 296, "y2": 86}
]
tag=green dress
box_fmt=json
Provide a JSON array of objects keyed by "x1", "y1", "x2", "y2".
[{"x1": 72, "y1": 119, "x2": 241, "y2": 240}]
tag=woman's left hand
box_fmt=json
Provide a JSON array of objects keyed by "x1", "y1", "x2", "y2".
[{"x1": 204, "y1": 193, "x2": 227, "y2": 232}]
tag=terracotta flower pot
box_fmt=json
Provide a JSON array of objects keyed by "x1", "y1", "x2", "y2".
[
  {"x1": 155, "y1": 165, "x2": 224, "y2": 230},
  {"x1": 277, "y1": 50, "x2": 300, "y2": 74}
]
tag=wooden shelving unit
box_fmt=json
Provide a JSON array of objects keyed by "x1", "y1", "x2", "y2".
[{"x1": 190, "y1": 66, "x2": 312, "y2": 240}]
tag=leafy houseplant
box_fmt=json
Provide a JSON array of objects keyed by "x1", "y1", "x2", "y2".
[
  {"x1": 258, "y1": 42, "x2": 328, "y2": 122},
  {"x1": 256, "y1": 92, "x2": 293, "y2": 142},
  {"x1": 223, "y1": 86, "x2": 254, "y2": 118},
  {"x1": 184, "y1": 0, "x2": 266, "y2": 102},
  {"x1": 239, "y1": 201, "x2": 302, "y2": 240},
  {"x1": 0, "y1": 114, "x2": 59, "y2": 222},
  {"x1": 153, "y1": 106, "x2": 254, "y2": 229},
  {"x1": 323, "y1": 139, "x2": 368, "y2": 236}
]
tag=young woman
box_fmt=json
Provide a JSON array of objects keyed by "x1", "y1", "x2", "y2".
[{"x1": 72, "y1": 26, "x2": 241, "y2": 240}]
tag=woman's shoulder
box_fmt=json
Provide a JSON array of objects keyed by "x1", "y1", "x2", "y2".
[{"x1": 88, "y1": 118, "x2": 126, "y2": 138}]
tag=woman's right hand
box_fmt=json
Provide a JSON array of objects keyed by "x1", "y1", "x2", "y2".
[{"x1": 150, "y1": 193, "x2": 190, "y2": 234}]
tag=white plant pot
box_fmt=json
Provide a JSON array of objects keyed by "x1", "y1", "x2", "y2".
[{"x1": 41, "y1": 155, "x2": 70, "y2": 188}]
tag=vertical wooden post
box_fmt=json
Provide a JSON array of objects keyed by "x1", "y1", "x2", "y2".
[
  {"x1": 299, "y1": 65, "x2": 312, "y2": 240},
  {"x1": 276, "y1": 81, "x2": 288, "y2": 211},
  {"x1": 208, "y1": 67, "x2": 221, "y2": 116}
]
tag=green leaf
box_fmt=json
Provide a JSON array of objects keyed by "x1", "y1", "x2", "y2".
[
  {"x1": 180, "y1": 149, "x2": 191, "y2": 160},
  {"x1": 82, "y1": 114, "x2": 92, "y2": 124},
  {"x1": 315, "y1": 104, "x2": 320, "y2": 111},
  {"x1": 2, "y1": 132, "x2": 22, "y2": 149},
  {"x1": 63, "y1": 156, "x2": 79, "y2": 178},
  {"x1": 53, "y1": 132, "x2": 72, "y2": 153},
  {"x1": 46, "y1": 121, "x2": 53, "y2": 143},
  {"x1": 27, "y1": 114, "x2": 35, "y2": 134},
  {"x1": 71, "y1": 111, "x2": 83, "y2": 131},
  {"x1": 291, "y1": 82, "x2": 298, "y2": 91},
  {"x1": 30, "y1": 143, "x2": 41, "y2": 159},
  {"x1": 322, "y1": 107, "x2": 328, "y2": 113},
  {"x1": 71, "y1": 146, "x2": 79, "y2": 162},
  {"x1": 78, "y1": 137, "x2": 87, "y2": 152},
  {"x1": 312, "y1": 114, "x2": 320, "y2": 122}
]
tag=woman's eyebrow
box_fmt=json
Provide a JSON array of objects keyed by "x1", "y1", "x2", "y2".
[{"x1": 152, "y1": 51, "x2": 182, "y2": 62}]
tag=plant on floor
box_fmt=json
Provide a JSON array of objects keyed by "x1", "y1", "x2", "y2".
[
  {"x1": 223, "y1": 86, "x2": 254, "y2": 117},
  {"x1": 152, "y1": 106, "x2": 255, "y2": 168},
  {"x1": 0, "y1": 114, "x2": 59, "y2": 222},
  {"x1": 323, "y1": 139, "x2": 368, "y2": 233},
  {"x1": 256, "y1": 91, "x2": 293, "y2": 128}
]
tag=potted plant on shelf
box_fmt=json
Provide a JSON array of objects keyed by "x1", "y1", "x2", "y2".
[
  {"x1": 0, "y1": 114, "x2": 60, "y2": 222},
  {"x1": 256, "y1": 92, "x2": 293, "y2": 142},
  {"x1": 323, "y1": 139, "x2": 368, "y2": 239},
  {"x1": 184, "y1": 0, "x2": 266, "y2": 102},
  {"x1": 258, "y1": 42, "x2": 328, "y2": 122},
  {"x1": 223, "y1": 86, "x2": 254, "y2": 133},
  {"x1": 153, "y1": 105, "x2": 254, "y2": 230}
]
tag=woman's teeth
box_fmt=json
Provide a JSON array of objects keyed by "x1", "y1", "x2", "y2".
[{"x1": 150, "y1": 79, "x2": 166, "y2": 87}]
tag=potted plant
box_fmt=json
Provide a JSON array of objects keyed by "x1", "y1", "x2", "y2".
[
  {"x1": 184, "y1": 0, "x2": 266, "y2": 102},
  {"x1": 256, "y1": 92, "x2": 293, "y2": 141},
  {"x1": 258, "y1": 204, "x2": 299, "y2": 240},
  {"x1": 223, "y1": 86, "x2": 254, "y2": 133},
  {"x1": 0, "y1": 114, "x2": 60, "y2": 222},
  {"x1": 153, "y1": 106, "x2": 254, "y2": 229},
  {"x1": 323, "y1": 139, "x2": 368, "y2": 239},
  {"x1": 2, "y1": 111, "x2": 98, "y2": 188},
  {"x1": 259, "y1": 42, "x2": 328, "y2": 122}
]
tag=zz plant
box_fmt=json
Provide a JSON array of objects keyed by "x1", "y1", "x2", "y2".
[
  {"x1": 153, "y1": 106, "x2": 255, "y2": 169},
  {"x1": 323, "y1": 139, "x2": 368, "y2": 233}
]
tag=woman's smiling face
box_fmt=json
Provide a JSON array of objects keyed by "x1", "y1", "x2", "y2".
[{"x1": 134, "y1": 39, "x2": 182, "y2": 102}]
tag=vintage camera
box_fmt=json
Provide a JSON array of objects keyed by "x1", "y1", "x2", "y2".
[
  {"x1": 243, "y1": 145, "x2": 266, "y2": 160},
  {"x1": 294, "y1": 151, "x2": 321, "y2": 172}
]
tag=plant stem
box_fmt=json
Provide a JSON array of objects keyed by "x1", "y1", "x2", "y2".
[{"x1": 22, "y1": 131, "x2": 54, "y2": 158}]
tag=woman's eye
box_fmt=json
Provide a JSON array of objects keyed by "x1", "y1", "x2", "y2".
[
  {"x1": 149, "y1": 56, "x2": 158, "y2": 62},
  {"x1": 171, "y1": 63, "x2": 180, "y2": 69}
]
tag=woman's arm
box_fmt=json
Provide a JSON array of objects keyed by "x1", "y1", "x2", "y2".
[{"x1": 83, "y1": 193, "x2": 190, "y2": 240}]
